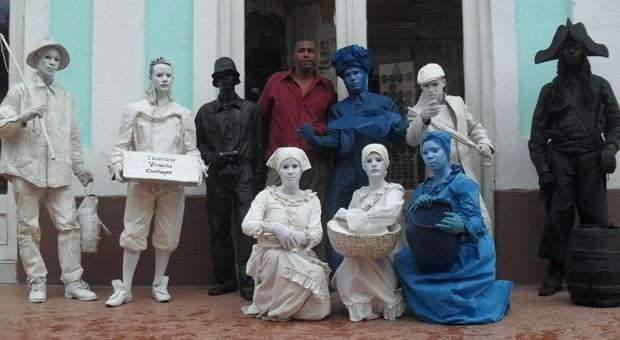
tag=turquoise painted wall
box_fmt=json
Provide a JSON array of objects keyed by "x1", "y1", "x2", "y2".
[
  {"x1": 145, "y1": 0, "x2": 193, "y2": 109},
  {"x1": 516, "y1": 0, "x2": 572, "y2": 137},
  {"x1": 49, "y1": 0, "x2": 93, "y2": 147}
]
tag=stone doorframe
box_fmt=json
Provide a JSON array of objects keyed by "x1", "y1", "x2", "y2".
[{"x1": 0, "y1": 0, "x2": 28, "y2": 283}]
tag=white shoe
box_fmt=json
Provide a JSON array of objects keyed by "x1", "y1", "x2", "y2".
[
  {"x1": 65, "y1": 279, "x2": 98, "y2": 301},
  {"x1": 152, "y1": 276, "x2": 171, "y2": 302},
  {"x1": 27, "y1": 277, "x2": 46, "y2": 303},
  {"x1": 105, "y1": 279, "x2": 132, "y2": 307}
]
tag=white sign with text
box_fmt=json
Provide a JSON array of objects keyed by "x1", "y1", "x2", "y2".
[{"x1": 123, "y1": 151, "x2": 201, "y2": 186}]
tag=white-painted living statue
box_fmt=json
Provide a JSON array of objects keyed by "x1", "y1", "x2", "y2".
[
  {"x1": 105, "y1": 57, "x2": 205, "y2": 307},
  {"x1": 241, "y1": 147, "x2": 330, "y2": 320},
  {"x1": 0, "y1": 38, "x2": 97, "y2": 303},
  {"x1": 406, "y1": 63, "x2": 493, "y2": 228},
  {"x1": 329, "y1": 143, "x2": 405, "y2": 322}
]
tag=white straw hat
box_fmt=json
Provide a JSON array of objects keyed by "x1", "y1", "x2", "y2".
[{"x1": 26, "y1": 37, "x2": 70, "y2": 70}]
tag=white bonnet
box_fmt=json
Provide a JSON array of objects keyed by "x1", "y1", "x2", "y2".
[
  {"x1": 266, "y1": 147, "x2": 311, "y2": 172},
  {"x1": 361, "y1": 143, "x2": 389, "y2": 168}
]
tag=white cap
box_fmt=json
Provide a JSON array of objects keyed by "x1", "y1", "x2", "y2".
[{"x1": 417, "y1": 63, "x2": 445, "y2": 85}]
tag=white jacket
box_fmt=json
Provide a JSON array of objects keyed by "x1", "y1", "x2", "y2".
[
  {"x1": 109, "y1": 99, "x2": 203, "y2": 173},
  {"x1": 406, "y1": 95, "x2": 492, "y2": 184},
  {"x1": 0, "y1": 74, "x2": 85, "y2": 188}
]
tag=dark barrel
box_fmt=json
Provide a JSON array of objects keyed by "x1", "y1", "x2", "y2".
[
  {"x1": 565, "y1": 224, "x2": 620, "y2": 307},
  {"x1": 406, "y1": 200, "x2": 460, "y2": 274}
]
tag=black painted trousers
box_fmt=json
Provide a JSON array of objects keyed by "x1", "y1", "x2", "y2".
[
  {"x1": 206, "y1": 164, "x2": 255, "y2": 285},
  {"x1": 539, "y1": 149, "x2": 607, "y2": 263}
]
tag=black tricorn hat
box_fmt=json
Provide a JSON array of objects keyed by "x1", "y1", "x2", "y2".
[
  {"x1": 535, "y1": 18, "x2": 609, "y2": 64},
  {"x1": 212, "y1": 57, "x2": 241, "y2": 87}
]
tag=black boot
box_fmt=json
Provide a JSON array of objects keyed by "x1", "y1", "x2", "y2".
[
  {"x1": 538, "y1": 261, "x2": 564, "y2": 296},
  {"x1": 208, "y1": 280, "x2": 238, "y2": 296},
  {"x1": 239, "y1": 277, "x2": 254, "y2": 301}
]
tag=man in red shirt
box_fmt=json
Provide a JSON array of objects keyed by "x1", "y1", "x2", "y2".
[{"x1": 258, "y1": 39, "x2": 336, "y2": 202}]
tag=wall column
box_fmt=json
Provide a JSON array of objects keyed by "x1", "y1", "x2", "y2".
[
  {"x1": 334, "y1": 0, "x2": 366, "y2": 99},
  {"x1": 463, "y1": 0, "x2": 496, "y2": 233}
]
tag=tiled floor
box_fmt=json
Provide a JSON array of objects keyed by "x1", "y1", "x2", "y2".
[{"x1": 1, "y1": 285, "x2": 618, "y2": 339}]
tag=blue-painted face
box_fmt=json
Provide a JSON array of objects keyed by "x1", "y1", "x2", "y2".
[
  {"x1": 343, "y1": 66, "x2": 368, "y2": 95},
  {"x1": 421, "y1": 140, "x2": 449, "y2": 173}
]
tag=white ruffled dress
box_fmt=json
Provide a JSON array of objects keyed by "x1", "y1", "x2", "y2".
[
  {"x1": 330, "y1": 182, "x2": 405, "y2": 322},
  {"x1": 241, "y1": 186, "x2": 330, "y2": 321}
]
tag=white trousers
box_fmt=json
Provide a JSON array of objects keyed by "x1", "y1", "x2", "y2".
[
  {"x1": 119, "y1": 182, "x2": 185, "y2": 254},
  {"x1": 13, "y1": 177, "x2": 83, "y2": 284}
]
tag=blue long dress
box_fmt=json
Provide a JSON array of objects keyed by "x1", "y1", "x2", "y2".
[{"x1": 394, "y1": 165, "x2": 512, "y2": 324}]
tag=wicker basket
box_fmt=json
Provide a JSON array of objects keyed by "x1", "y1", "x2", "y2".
[{"x1": 327, "y1": 219, "x2": 401, "y2": 259}]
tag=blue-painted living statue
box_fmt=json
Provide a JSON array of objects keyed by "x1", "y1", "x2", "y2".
[
  {"x1": 394, "y1": 131, "x2": 512, "y2": 324},
  {"x1": 298, "y1": 44, "x2": 406, "y2": 271},
  {"x1": 529, "y1": 19, "x2": 620, "y2": 297}
]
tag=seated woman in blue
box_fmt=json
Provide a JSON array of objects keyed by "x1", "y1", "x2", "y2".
[{"x1": 394, "y1": 130, "x2": 512, "y2": 324}]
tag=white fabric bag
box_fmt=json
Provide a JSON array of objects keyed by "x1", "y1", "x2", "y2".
[{"x1": 78, "y1": 186, "x2": 110, "y2": 253}]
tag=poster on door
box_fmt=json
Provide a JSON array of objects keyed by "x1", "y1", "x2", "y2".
[{"x1": 379, "y1": 61, "x2": 415, "y2": 113}]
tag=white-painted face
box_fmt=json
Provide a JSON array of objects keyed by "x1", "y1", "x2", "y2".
[
  {"x1": 36, "y1": 47, "x2": 61, "y2": 79},
  {"x1": 150, "y1": 63, "x2": 173, "y2": 93},
  {"x1": 363, "y1": 152, "x2": 387, "y2": 179},
  {"x1": 278, "y1": 158, "x2": 302, "y2": 186},
  {"x1": 420, "y1": 77, "x2": 446, "y2": 99}
]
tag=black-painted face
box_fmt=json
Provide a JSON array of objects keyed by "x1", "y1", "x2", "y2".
[
  {"x1": 562, "y1": 41, "x2": 583, "y2": 66},
  {"x1": 215, "y1": 70, "x2": 237, "y2": 90}
]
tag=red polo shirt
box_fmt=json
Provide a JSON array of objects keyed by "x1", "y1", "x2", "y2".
[{"x1": 258, "y1": 69, "x2": 336, "y2": 160}]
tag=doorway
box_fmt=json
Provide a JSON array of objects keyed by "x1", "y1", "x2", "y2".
[
  {"x1": 367, "y1": 0, "x2": 464, "y2": 189},
  {"x1": 244, "y1": 0, "x2": 337, "y2": 101}
]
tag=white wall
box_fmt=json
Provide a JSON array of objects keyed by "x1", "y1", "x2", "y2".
[
  {"x1": 491, "y1": 1, "x2": 538, "y2": 190},
  {"x1": 574, "y1": 0, "x2": 620, "y2": 188},
  {"x1": 90, "y1": 0, "x2": 145, "y2": 196}
]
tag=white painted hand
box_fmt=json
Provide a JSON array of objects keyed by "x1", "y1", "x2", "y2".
[
  {"x1": 475, "y1": 143, "x2": 493, "y2": 158},
  {"x1": 113, "y1": 167, "x2": 126, "y2": 183},
  {"x1": 417, "y1": 95, "x2": 443, "y2": 123},
  {"x1": 265, "y1": 222, "x2": 297, "y2": 250},
  {"x1": 21, "y1": 104, "x2": 46, "y2": 123},
  {"x1": 334, "y1": 208, "x2": 348, "y2": 220},
  {"x1": 76, "y1": 170, "x2": 94, "y2": 187},
  {"x1": 290, "y1": 229, "x2": 308, "y2": 248}
]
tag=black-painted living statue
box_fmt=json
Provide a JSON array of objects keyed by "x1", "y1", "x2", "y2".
[
  {"x1": 195, "y1": 57, "x2": 264, "y2": 300},
  {"x1": 529, "y1": 19, "x2": 620, "y2": 296}
]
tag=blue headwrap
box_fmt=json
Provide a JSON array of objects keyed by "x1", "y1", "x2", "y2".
[
  {"x1": 421, "y1": 131, "x2": 451, "y2": 158},
  {"x1": 331, "y1": 44, "x2": 372, "y2": 78}
]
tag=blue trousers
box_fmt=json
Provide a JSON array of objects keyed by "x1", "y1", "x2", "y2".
[{"x1": 324, "y1": 164, "x2": 368, "y2": 272}]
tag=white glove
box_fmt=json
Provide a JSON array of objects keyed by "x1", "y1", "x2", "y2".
[
  {"x1": 290, "y1": 229, "x2": 308, "y2": 248},
  {"x1": 265, "y1": 222, "x2": 297, "y2": 250}
]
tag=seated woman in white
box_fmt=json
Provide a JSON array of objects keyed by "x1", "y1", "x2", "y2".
[
  {"x1": 241, "y1": 147, "x2": 330, "y2": 321},
  {"x1": 330, "y1": 143, "x2": 405, "y2": 322}
]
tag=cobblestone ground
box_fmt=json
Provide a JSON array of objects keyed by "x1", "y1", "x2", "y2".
[{"x1": 1, "y1": 285, "x2": 619, "y2": 339}]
